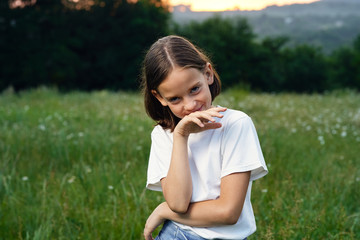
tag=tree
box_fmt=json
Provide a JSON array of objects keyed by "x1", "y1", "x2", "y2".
[
  {"x1": 175, "y1": 16, "x2": 256, "y2": 89},
  {"x1": 0, "y1": 0, "x2": 170, "y2": 91},
  {"x1": 329, "y1": 35, "x2": 360, "y2": 90},
  {"x1": 247, "y1": 36, "x2": 288, "y2": 92},
  {"x1": 282, "y1": 45, "x2": 328, "y2": 92}
]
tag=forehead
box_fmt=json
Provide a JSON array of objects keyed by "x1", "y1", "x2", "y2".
[{"x1": 158, "y1": 67, "x2": 204, "y2": 97}]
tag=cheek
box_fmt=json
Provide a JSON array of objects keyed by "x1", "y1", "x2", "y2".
[
  {"x1": 168, "y1": 105, "x2": 183, "y2": 118},
  {"x1": 201, "y1": 87, "x2": 213, "y2": 102}
]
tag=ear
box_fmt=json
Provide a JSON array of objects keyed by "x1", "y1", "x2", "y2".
[
  {"x1": 151, "y1": 90, "x2": 168, "y2": 107},
  {"x1": 205, "y1": 62, "x2": 214, "y2": 85}
]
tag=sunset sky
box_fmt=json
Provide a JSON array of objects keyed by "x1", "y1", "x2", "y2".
[{"x1": 169, "y1": 0, "x2": 320, "y2": 11}]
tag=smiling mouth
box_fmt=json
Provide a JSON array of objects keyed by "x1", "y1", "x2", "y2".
[
  {"x1": 195, "y1": 105, "x2": 203, "y2": 112},
  {"x1": 183, "y1": 106, "x2": 204, "y2": 116}
]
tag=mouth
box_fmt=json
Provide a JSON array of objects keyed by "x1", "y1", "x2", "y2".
[
  {"x1": 195, "y1": 105, "x2": 203, "y2": 112},
  {"x1": 182, "y1": 105, "x2": 204, "y2": 117}
]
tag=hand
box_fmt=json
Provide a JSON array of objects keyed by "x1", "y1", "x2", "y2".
[
  {"x1": 175, "y1": 107, "x2": 227, "y2": 137},
  {"x1": 144, "y1": 202, "x2": 167, "y2": 240}
]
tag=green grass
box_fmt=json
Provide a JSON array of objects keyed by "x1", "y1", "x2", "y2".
[{"x1": 0, "y1": 87, "x2": 359, "y2": 239}]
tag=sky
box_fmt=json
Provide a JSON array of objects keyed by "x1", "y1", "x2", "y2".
[{"x1": 169, "y1": 0, "x2": 320, "y2": 11}]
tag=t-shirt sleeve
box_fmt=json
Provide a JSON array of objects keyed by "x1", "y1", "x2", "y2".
[
  {"x1": 221, "y1": 115, "x2": 268, "y2": 181},
  {"x1": 146, "y1": 126, "x2": 172, "y2": 191}
]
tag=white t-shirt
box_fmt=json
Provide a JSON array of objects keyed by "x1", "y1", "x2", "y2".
[{"x1": 146, "y1": 108, "x2": 268, "y2": 239}]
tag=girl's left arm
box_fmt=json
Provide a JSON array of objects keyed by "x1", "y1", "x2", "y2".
[{"x1": 144, "y1": 171, "x2": 250, "y2": 238}]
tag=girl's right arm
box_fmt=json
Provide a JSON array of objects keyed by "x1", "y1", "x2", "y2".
[
  {"x1": 144, "y1": 171, "x2": 250, "y2": 240},
  {"x1": 161, "y1": 107, "x2": 226, "y2": 213},
  {"x1": 160, "y1": 131, "x2": 192, "y2": 213}
]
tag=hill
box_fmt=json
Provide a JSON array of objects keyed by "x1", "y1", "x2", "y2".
[{"x1": 172, "y1": 0, "x2": 360, "y2": 53}]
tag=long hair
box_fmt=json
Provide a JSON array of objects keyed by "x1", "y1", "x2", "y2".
[{"x1": 141, "y1": 35, "x2": 221, "y2": 131}]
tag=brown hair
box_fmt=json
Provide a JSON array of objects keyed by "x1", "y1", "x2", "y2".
[{"x1": 141, "y1": 35, "x2": 221, "y2": 131}]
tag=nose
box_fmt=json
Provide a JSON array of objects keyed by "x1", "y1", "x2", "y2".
[{"x1": 184, "y1": 97, "x2": 197, "y2": 112}]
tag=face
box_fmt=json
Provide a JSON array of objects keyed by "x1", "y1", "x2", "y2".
[{"x1": 152, "y1": 63, "x2": 214, "y2": 119}]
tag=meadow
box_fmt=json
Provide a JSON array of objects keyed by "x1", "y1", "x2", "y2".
[{"x1": 0, "y1": 87, "x2": 359, "y2": 239}]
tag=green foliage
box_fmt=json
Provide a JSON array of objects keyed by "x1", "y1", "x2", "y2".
[
  {"x1": 173, "y1": 16, "x2": 360, "y2": 92},
  {"x1": 1, "y1": 4, "x2": 360, "y2": 93},
  {"x1": 282, "y1": 45, "x2": 329, "y2": 92},
  {"x1": 247, "y1": 36, "x2": 288, "y2": 92},
  {"x1": 0, "y1": 0, "x2": 169, "y2": 91},
  {"x1": 175, "y1": 16, "x2": 255, "y2": 89},
  {"x1": 329, "y1": 35, "x2": 360, "y2": 90},
  {"x1": 0, "y1": 88, "x2": 359, "y2": 238}
]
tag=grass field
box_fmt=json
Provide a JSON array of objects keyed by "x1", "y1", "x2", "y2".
[{"x1": 0, "y1": 87, "x2": 359, "y2": 239}]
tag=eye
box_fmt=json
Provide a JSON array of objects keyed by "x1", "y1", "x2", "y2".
[
  {"x1": 190, "y1": 86, "x2": 200, "y2": 93},
  {"x1": 169, "y1": 97, "x2": 180, "y2": 103}
]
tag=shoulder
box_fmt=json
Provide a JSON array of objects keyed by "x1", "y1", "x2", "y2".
[
  {"x1": 151, "y1": 125, "x2": 173, "y2": 141},
  {"x1": 221, "y1": 108, "x2": 252, "y2": 126},
  {"x1": 218, "y1": 108, "x2": 257, "y2": 137},
  {"x1": 151, "y1": 124, "x2": 168, "y2": 135}
]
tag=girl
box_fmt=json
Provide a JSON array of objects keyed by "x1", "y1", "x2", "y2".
[{"x1": 141, "y1": 35, "x2": 268, "y2": 240}]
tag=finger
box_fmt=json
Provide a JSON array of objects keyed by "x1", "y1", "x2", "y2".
[
  {"x1": 214, "y1": 106, "x2": 227, "y2": 112},
  {"x1": 200, "y1": 111, "x2": 223, "y2": 120},
  {"x1": 206, "y1": 107, "x2": 227, "y2": 117},
  {"x1": 191, "y1": 111, "x2": 216, "y2": 123},
  {"x1": 190, "y1": 116, "x2": 205, "y2": 128},
  {"x1": 203, "y1": 122, "x2": 222, "y2": 130},
  {"x1": 183, "y1": 115, "x2": 205, "y2": 127}
]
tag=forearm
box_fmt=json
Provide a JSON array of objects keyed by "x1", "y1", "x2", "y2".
[
  {"x1": 160, "y1": 172, "x2": 250, "y2": 227},
  {"x1": 144, "y1": 199, "x2": 233, "y2": 240},
  {"x1": 159, "y1": 199, "x2": 239, "y2": 227},
  {"x1": 145, "y1": 173, "x2": 250, "y2": 239},
  {"x1": 162, "y1": 133, "x2": 192, "y2": 213}
]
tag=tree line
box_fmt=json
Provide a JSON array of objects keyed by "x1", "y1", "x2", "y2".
[
  {"x1": 0, "y1": 0, "x2": 359, "y2": 92},
  {"x1": 176, "y1": 17, "x2": 360, "y2": 92}
]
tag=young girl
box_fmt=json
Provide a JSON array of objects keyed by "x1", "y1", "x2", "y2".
[{"x1": 141, "y1": 35, "x2": 268, "y2": 240}]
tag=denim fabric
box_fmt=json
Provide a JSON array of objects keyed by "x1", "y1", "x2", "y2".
[
  {"x1": 155, "y1": 221, "x2": 247, "y2": 240},
  {"x1": 155, "y1": 221, "x2": 207, "y2": 240}
]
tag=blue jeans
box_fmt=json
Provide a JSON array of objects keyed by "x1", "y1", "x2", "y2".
[
  {"x1": 155, "y1": 221, "x2": 207, "y2": 240},
  {"x1": 155, "y1": 221, "x2": 247, "y2": 240}
]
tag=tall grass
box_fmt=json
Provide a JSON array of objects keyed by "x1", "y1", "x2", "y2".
[{"x1": 0, "y1": 87, "x2": 359, "y2": 239}]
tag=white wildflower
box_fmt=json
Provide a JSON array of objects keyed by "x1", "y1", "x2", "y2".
[
  {"x1": 38, "y1": 124, "x2": 46, "y2": 131},
  {"x1": 68, "y1": 176, "x2": 76, "y2": 184},
  {"x1": 125, "y1": 161, "x2": 131, "y2": 170},
  {"x1": 85, "y1": 166, "x2": 92, "y2": 173},
  {"x1": 341, "y1": 131, "x2": 347, "y2": 138},
  {"x1": 261, "y1": 189, "x2": 268, "y2": 193},
  {"x1": 45, "y1": 115, "x2": 53, "y2": 121},
  {"x1": 66, "y1": 133, "x2": 74, "y2": 140},
  {"x1": 108, "y1": 185, "x2": 114, "y2": 190},
  {"x1": 22, "y1": 176, "x2": 29, "y2": 181}
]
